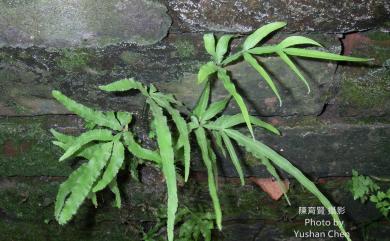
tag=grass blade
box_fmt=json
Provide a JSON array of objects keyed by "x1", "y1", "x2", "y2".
[{"x1": 243, "y1": 53, "x2": 282, "y2": 106}]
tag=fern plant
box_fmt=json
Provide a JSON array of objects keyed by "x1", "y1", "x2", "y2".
[
  {"x1": 349, "y1": 170, "x2": 390, "y2": 217},
  {"x1": 198, "y1": 22, "x2": 369, "y2": 138},
  {"x1": 51, "y1": 22, "x2": 370, "y2": 241},
  {"x1": 143, "y1": 207, "x2": 214, "y2": 241}
]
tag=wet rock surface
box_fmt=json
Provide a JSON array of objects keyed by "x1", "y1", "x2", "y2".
[
  {"x1": 165, "y1": 0, "x2": 390, "y2": 33},
  {"x1": 0, "y1": 0, "x2": 171, "y2": 48},
  {"x1": 0, "y1": 1, "x2": 389, "y2": 241}
]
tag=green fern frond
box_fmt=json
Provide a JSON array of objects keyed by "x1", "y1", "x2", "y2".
[
  {"x1": 52, "y1": 91, "x2": 122, "y2": 131},
  {"x1": 243, "y1": 52, "x2": 282, "y2": 106},
  {"x1": 206, "y1": 113, "x2": 280, "y2": 135},
  {"x1": 148, "y1": 100, "x2": 178, "y2": 241},
  {"x1": 152, "y1": 94, "x2": 191, "y2": 182},
  {"x1": 109, "y1": 180, "x2": 122, "y2": 208},
  {"x1": 122, "y1": 132, "x2": 161, "y2": 164},
  {"x1": 99, "y1": 78, "x2": 147, "y2": 94},
  {"x1": 217, "y1": 68, "x2": 254, "y2": 139},
  {"x1": 59, "y1": 129, "x2": 113, "y2": 161},
  {"x1": 243, "y1": 22, "x2": 287, "y2": 50},
  {"x1": 193, "y1": 81, "x2": 211, "y2": 118},
  {"x1": 201, "y1": 97, "x2": 230, "y2": 122},
  {"x1": 220, "y1": 132, "x2": 245, "y2": 186},
  {"x1": 194, "y1": 127, "x2": 222, "y2": 230},
  {"x1": 198, "y1": 62, "x2": 218, "y2": 84},
  {"x1": 260, "y1": 156, "x2": 291, "y2": 205},
  {"x1": 93, "y1": 138, "x2": 125, "y2": 192},
  {"x1": 223, "y1": 129, "x2": 351, "y2": 241},
  {"x1": 203, "y1": 33, "x2": 216, "y2": 57},
  {"x1": 56, "y1": 142, "x2": 113, "y2": 225},
  {"x1": 216, "y1": 35, "x2": 234, "y2": 64}
]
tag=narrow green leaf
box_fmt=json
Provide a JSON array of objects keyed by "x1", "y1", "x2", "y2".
[
  {"x1": 109, "y1": 180, "x2": 121, "y2": 208},
  {"x1": 217, "y1": 68, "x2": 254, "y2": 139},
  {"x1": 59, "y1": 129, "x2": 113, "y2": 161},
  {"x1": 93, "y1": 139, "x2": 125, "y2": 192},
  {"x1": 284, "y1": 48, "x2": 372, "y2": 62},
  {"x1": 122, "y1": 132, "x2": 161, "y2": 164},
  {"x1": 55, "y1": 163, "x2": 88, "y2": 219},
  {"x1": 221, "y1": 132, "x2": 245, "y2": 186},
  {"x1": 99, "y1": 78, "x2": 146, "y2": 93},
  {"x1": 195, "y1": 127, "x2": 222, "y2": 230},
  {"x1": 212, "y1": 131, "x2": 226, "y2": 157},
  {"x1": 116, "y1": 112, "x2": 132, "y2": 127},
  {"x1": 52, "y1": 91, "x2": 122, "y2": 131},
  {"x1": 203, "y1": 34, "x2": 216, "y2": 57},
  {"x1": 201, "y1": 97, "x2": 230, "y2": 122},
  {"x1": 216, "y1": 35, "x2": 234, "y2": 64},
  {"x1": 198, "y1": 62, "x2": 218, "y2": 84},
  {"x1": 247, "y1": 46, "x2": 276, "y2": 55},
  {"x1": 206, "y1": 114, "x2": 280, "y2": 135},
  {"x1": 51, "y1": 129, "x2": 74, "y2": 144},
  {"x1": 277, "y1": 51, "x2": 310, "y2": 94},
  {"x1": 224, "y1": 129, "x2": 351, "y2": 241},
  {"x1": 221, "y1": 51, "x2": 242, "y2": 66},
  {"x1": 243, "y1": 22, "x2": 287, "y2": 50},
  {"x1": 56, "y1": 142, "x2": 113, "y2": 225},
  {"x1": 278, "y1": 36, "x2": 322, "y2": 49},
  {"x1": 149, "y1": 101, "x2": 178, "y2": 241},
  {"x1": 208, "y1": 139, "x2": 219, "y2": 191},
  {"x1": 152, "y1": 96, "x2": 191, "y2": 182},
  {"x1": 243, "y1": 53, "x2": 282, "y2": 106},
  {"x1": 88, "y1": 192, "x2": 98, "y2": 207},
  {"x1": 260, "y1": 156, "x2": 291, "y2": 205},
  {"x1": 193, "y1": 81, "x2": 210, "y2": 118}
]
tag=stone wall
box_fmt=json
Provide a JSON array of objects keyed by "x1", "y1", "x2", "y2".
[{"x1": 0, "y1": 1, "x2": 389, "y2": 240}]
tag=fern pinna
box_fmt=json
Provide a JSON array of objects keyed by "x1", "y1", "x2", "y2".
[{"x1": 52, "y1": 22, "x2": 370, "y2": 241}]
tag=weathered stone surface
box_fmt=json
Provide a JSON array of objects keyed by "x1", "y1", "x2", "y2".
[
  {"x1": 0, "y1": 176, "x2": 388, "y2": 241},
  {"x1": 0, "y1": 0, "x2": 171, "y2": 48},
  {"x1": 335, "y1": 31, "x2": 390, "y2": 117},
  {"x1": 0, "y1": 33, "x2": 340, "y2": 117},
  {"x1": 166, "y1": 0, "x2": 390, "y2": 33},
  {"x1": 0, "y1": 116, "x2": 80, "y2": 176}
]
